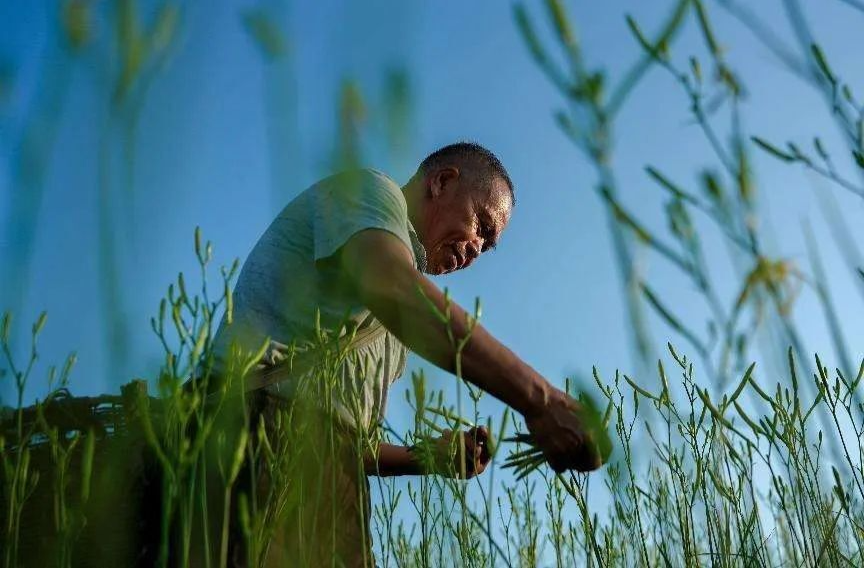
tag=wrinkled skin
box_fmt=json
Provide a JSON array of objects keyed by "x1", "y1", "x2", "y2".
[{"x1": 412, "y1": 167, "x2": 513, "y2": 276}]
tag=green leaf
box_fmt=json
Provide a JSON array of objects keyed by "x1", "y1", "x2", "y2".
[
  {"x1": 694, "y1": 1, "x2": 721, "y2": 57},
  {"x1": 696, "y1": 387, "x2": 735, "y2": 429},
  {"x1": 607, "y1": 197, "x2": 652, "y2": 244},
  {"x1": 725, "y1": 362, "x2": 756, "y2": 410},
  {"x1": 690, "y1": 56, "x2": 702, "y2": 83},
  {"x1": 751, "y1": 136, "x2": 796, "y2": 162},
  {"x1": 241, "y1": 8, "x2": 286, "y2": 60},
  {"x1": 810, "y1": 43, "x2": 836, "y2": 84},
  {"x1": 150, "y1": 4, "x2": 180, "y2": 55},
  {"x1": 733, "y1": 401, "x2": 766, "y2": 437},
  {"x1": 62, "y1": 0, "x2": 93, "y2": 50},
  {"x1": 177, "y1": 272, "x2": 187, "y2": 301},
  {"x1": 787, "y1": 347, "x2": 799, "y2": 394},
  {"x1": 625, "y1": 15, "x2": 654, "y2": 57},
  {"x1": 33, "y1": 311, "x2": 47, "y2": 337},
  {"x1": 623, "y1": 374, "x2": 660, "y2": 401},
  {"x1": 666, "y1": 198, "x2": 694, "y2": 241},
  {"x1": 545, "y1": 0, "x2": 576, "y2": 48},
  {"x1": 514, "y1": 4, "x2": 548, "y2": 66},
  {"x1": 1, "y1": 312, "x2": 9, "y2": 344},
  {"x1": 646, "y1": 166, "x2": 686, "y2": 199},
  {"x1": 641, "y1": 283, "x2": 703, "y2": 353},
  {"x1": 241, "y1": 337, "x2": 270, "y2": 376},
  {"x1": 608, "y1": 0, "x2": 690, "y2": 115},
  {"x1": 228, "y1": 429, "x2": 249, "y2": 484},
  {"x1": 194, "y1": 226, "x2": 202, "y2": 260},
  {"x1": 700, "y1": 170, "x2": 725, "y2": 205},
  {"x1": 224, "y1": 282, "x2": 234, "y2": 325},
  {"x1": 813, "y1": 137, "x2": 828, "y2": 161}
]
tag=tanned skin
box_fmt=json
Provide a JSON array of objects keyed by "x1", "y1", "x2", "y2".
[{"x1": 340, "y1": 165, "x2": 602, "y2": 478}]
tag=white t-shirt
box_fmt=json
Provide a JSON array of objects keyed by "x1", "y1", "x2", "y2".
[{"x1": 212, "y1": 169, "x2": 427, "y2": 429}]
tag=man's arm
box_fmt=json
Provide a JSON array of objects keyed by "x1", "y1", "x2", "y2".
[
  {"x1": 339, "y1": 229, "x2": 603, "y2": 473},
  {"x1": 364, "y1": 443, "x2": 423, "y2": 476},
  {"x1": 339, "y1": 230, "x2": 550, "y2": 419},
  {"x1": 364, "y1": 428, "x2": 491, "y2": 478}
]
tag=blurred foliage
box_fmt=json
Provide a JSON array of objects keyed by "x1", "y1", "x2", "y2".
[
  {"x1": 241, "y1": 7, "x2": 288, "y2": 60},
  {"x1": 382, "y1": 67, "x2": 413, "y2": 162},
  {"x1": 113, "y1": 0, "x2": 180, "y2": 105},
  {"x1": 61, "y1": 0, "x2": 94, "y2": 51},
  {"x1": 336, "y1": 78, "x2": 367, "y2": 168}
]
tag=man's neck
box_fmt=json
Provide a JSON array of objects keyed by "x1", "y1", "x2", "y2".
[{"x1": 402, "y1": 176, "x2": 424, "y2": 240}]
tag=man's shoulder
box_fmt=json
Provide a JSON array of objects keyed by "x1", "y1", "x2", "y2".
[
  {"x1": 362, "y1": 167, "x2": 400, "y2": 189},
  {"x1": 313, "y1": 168, "x2": 403, "y2": 200}
]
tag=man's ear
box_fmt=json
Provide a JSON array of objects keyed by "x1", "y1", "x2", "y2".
[{"x1": 429, "y1": 167, "x2": 460, "y2": 199}]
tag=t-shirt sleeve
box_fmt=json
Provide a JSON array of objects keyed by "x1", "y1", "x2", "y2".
[{"x1": 312, "y1": 169, "x2": 415, "y2": 263}]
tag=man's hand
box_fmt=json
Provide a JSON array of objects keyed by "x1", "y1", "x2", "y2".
[
  {"x1": 524, "y1": 390, "x2": 606, "y2": 473},
  {"x1": 419, "y1": 426, "x2": 492, "y2": 479}
]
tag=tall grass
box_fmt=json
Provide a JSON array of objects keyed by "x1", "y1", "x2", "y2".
[
  {"x1": 3, "y1": 1, "x2": 864, "y2": 566},
  {"x1": 2, "y1": 230, "x2": 863, "y2": 566}
]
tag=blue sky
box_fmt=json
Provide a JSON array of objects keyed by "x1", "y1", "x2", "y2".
[
  {"x1": 3, "y1": 0, "x2": 862, "y2": 398},
  {"x1": 2, "y1": 0, "x2": 864, "y2": 556}
]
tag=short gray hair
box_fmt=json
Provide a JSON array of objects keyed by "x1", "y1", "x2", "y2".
[{"x1": 419, "y1": 142, "x2": 516, "y2": 207}]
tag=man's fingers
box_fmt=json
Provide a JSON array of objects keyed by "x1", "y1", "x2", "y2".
[
  {"x1": 540, "y1": 431, "x2": 604, "y2": 474},
  {"x1": 564, "y1": 443, "x2": 602, "y2": 472},
  {"x1": 462, "y1": 435, "x2": 479, "y2": 459},
  {"x1": 468, "y1": 426, "x2": 492, "y2": 463}
]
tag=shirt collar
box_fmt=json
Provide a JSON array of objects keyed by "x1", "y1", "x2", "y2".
[{"x1": 407, "y1": 221, "x2": 427, "y2": 273}]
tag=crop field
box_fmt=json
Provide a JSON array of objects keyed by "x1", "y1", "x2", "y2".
[{"x1": 2, "y1": 1, "x2": 864, "y2": 566}]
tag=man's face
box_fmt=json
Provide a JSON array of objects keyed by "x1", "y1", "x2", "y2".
[{"x1": 419, "y1": 168, "x2": 512, "y2": 275}]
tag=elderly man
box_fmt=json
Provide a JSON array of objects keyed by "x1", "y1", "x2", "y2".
[{"x1": 212, "y1": 142, "x2": 604, "y2": 566}]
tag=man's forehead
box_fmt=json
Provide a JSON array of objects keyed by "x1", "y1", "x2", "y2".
[{"x1": 484, "y1": 178, "x2": 513, "y2": 227}]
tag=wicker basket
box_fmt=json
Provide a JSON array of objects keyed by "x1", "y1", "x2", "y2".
[{"x1": 1, "y1": 380, "x2": 165, "y2": 567}]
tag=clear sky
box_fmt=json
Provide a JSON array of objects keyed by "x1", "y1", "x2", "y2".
[{"x1": 2, "y1": 0, "x2": 863, "y2": 556}]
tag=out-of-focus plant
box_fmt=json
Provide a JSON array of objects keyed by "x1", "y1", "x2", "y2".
[
  {"x1": 1, "y1": 0, "x2": 94, "y2": 346},
  {"x1": 513, "y1": 0, "x2": 864, "y2": 466},
  {"x1": 514, "y1": 0, "x2": 692, "y2": 379},
  {"x1": 1, "y1": 1, "x2": 182, "y2": 390},
  {"x1": 240, "y1": 4, "x2": 415, "y2": 209},
  {"x1": 381, "y1": 67, "x2": 414, "y2": 168},
  {"x1": 241, "y1": 1, "x2": 303, "y2": 212},
  {"x1": 2, "y1": 232, "x2": 863, "y2": 565},
  {"x1": 94, "y1": 0, "x2": 182, "y2": 385},
  {"x1": 334, "y1": 79, "x2": 368, "y2": 170}
]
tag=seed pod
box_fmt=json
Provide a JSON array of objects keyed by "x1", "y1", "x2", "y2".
[
  {"x1": 33, "y1": 311, "x2": 48, "y2": 337},
  {"x1": 178, "y1": 273, "x2": 187, "y2": 301},
  {"x1": 228, "y1": 430, "x2": 249, "y2": 484},
  {"x1": 224, "y1": 283, "x2": 234, "y2": 325},
  {"x1": 1, "y1": 312, "x2": 10, "y2": 344},
  {"x1": 194, "y1": 226, "x2": 202, "y2": 259},
  {"x1": 810, "y1": 44, "x2": 835, "y2": 84},
  {"x1": 725, "y1": 362, "x2": 756, "y2": 410},
  {"x1": 752, "y1": 137, "x2": 795, "y2": 162}
]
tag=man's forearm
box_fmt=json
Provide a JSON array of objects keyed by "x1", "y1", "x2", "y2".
[
  {"x1": 364, "y1": 443, "x2": 423, "y2": 476},
  {"x1": 363, "y1": 269, "x2": 553, "y2": 419}
]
